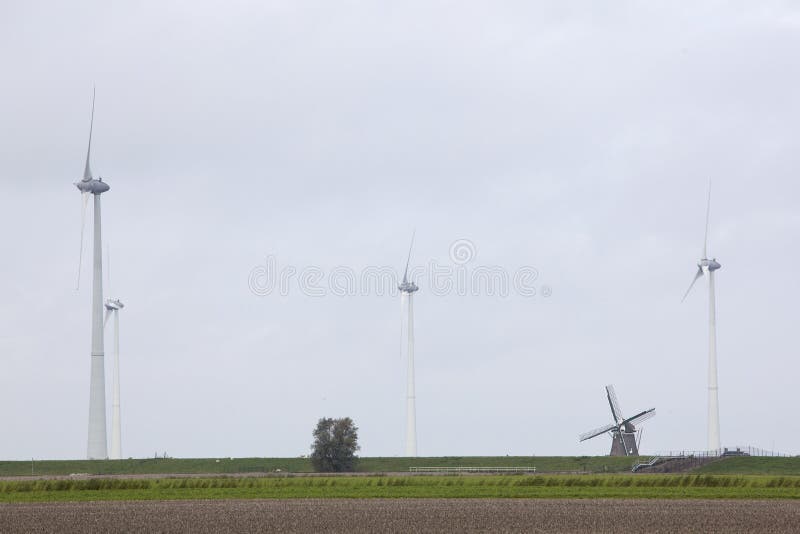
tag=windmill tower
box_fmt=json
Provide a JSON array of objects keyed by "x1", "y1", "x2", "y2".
[
  {"x1": 681, "y1": 184, "x2": 722, "y2": 452},
  {"x1": 75, "y1": 89, "x2": 110, "y2": 459},
  {"x1": 398, "y1": 232, "x2": 419, "y2": 457},
  {"x1": 104, "y1": 297, "x2": 124, "y2": 460},
  {"x1": 579, "y1": 385, "x2": 656, "y2": 456}
]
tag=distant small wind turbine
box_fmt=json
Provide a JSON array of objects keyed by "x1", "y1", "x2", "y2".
[
  {"x1": 75, "y1": 88, "x2": 110, "y2": 460},
  {"x1": 104, "y1": 297, "x2": 124, "y2": 460},
  {"x1": 104, "y1": 247, "x2": 124, "y2": 460},
  {"x1": 398, "y1": 232, "x2": 419, "y2": 457},
  {"x1": 682, "y1": 183, "x2": 722, "y2": 452}
]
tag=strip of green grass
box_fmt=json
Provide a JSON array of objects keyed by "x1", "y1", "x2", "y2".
[
  {"x1": 0, "y1": 458, "x2": 312, "y2": 477},
  {"x1": 697, "y1": 457, "x2": 800, "y2": 475},
  {"x1": 5, "y1": 456, "x2": 798, "y2": 478},
  {"x1": 1, "y1": 475, "x2": 798, "y2": 502},
  {"x1": 357, "y1": 456, "x2": 636, "y2": 473},
  {"x1": 0, "y1": 456, "x2": 638, "y2": 477}
]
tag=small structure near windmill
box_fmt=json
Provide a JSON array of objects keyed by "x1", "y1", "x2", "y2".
[{"x1": 579, "y1": 385, "x2": 656, "y2": 456}]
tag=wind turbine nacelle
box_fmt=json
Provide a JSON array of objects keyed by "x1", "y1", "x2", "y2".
[
  {"x1": 105, "y1": 298, "x2": 124, "y2": 311},
  {"x1": 75, "y1": 179, "x2": 110, "y2": 194},
  {"x1": 700, "y1": 258, "x2": 722, "y2": 272},
  {"x1": 398, "y1": 281, "x2": 419, "y2": 293}
]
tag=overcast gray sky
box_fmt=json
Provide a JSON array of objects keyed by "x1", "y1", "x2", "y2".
[{"x1": 1, "y1": 1, "x2": 798, "y2": 460}]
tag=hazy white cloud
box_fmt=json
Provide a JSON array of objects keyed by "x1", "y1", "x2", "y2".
[{"x1": 0, "y1": 0, "x2": 798, "y2": 459}]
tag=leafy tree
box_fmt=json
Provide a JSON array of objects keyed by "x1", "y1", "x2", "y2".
[{"x1": 310, "y1": 417, "x2": 360, "y2": 472}]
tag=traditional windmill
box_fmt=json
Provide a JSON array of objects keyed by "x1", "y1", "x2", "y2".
[{"x1": 579, "y1": 385, "x2": 655, "y2": 456}]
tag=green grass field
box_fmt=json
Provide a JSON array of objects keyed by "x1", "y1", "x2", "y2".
[
  {"x1": 3, "y1": 455, "x2": 798, "y2": 478},
  {"x1": 696, "y1": 456, "x2": 800, "y2": 475},
  {"x1": 3, "y1": 456, "x2": 640, "y2": 477},
  {"x1": 0, "y1": 475, "x2": 798, "y2": 502}
]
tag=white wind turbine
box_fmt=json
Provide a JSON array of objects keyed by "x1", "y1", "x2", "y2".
[
  {"x1": 682, "y1": 184, "x2": 722, "y2": 452},
  {"x1": 104, "y1": 249, "x2": 124, "y2": 460},
  {"x1": 75, "y1": 89, "x2": 110, "y2": 459},
  {"x1": 398, "y1": 232, "x2": 419, "y2": 457}
]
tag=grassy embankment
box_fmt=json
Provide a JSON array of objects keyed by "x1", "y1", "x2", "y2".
[
  {"x1": 695, "y1": 456, "x2": 800, "y2": 475},
  {"x1": 0, "y1": 474, "x2": 798, "y2": 502},
  {"x1": 3, "y1": 455, "x2": 799, "y2": 478},
  {"x1": 0, "y1": 456, "x2": 639, "y2": 477}
]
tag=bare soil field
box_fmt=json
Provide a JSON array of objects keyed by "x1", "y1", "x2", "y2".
[{"x1": 1, "y1": 498, "x2": 798, "y2": 533}]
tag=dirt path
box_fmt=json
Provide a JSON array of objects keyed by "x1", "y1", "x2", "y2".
[{"x1": 1, "y1": 498, "x2": 798, "y2": 533}]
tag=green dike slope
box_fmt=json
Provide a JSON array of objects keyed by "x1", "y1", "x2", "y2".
[
  {"x1": 4, "y1": 456, "x2": 797, "y2": 478},
  {"x1": 358, "y1": 456, "x2": 636, "y2": 473},
  {"x1": 696, "y1": 457, "x2": 800, "y2": 475},
  {"x1": 0, "y1": 457, "x2": 638, "y2": 477},
  {"x1": 0, "y1": 475, "x2": 799, "y2": 502}
]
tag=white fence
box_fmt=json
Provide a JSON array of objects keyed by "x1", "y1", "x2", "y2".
[
  {"x1": 409, "y1": 466, "x2": 537, "y2": 473},
  {"x1": 652, "y1": 446, "x2": 791, "y2": 458}
]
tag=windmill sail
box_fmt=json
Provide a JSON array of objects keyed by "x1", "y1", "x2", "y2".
[
  {"x1": 579, "y1": 423, "x2": 617, "y2": 442},
  {"x1": 606, "y1": 385, "x2": 624, "y2": 423},
  {"x1": 624, "y1": 408, "x2": 656, "y2": 427},
  {"x1": 579, "y1": 385, "x2": 656, "y2": 456}
]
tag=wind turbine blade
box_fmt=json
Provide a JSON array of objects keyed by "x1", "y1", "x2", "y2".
[
  {"x1": 104, "y1": 309, "x2": 112, "y2": 327},
  {"x1": 579, "y1": 423, "x2": 617, "y2": 442},
  {"x1": 399, "y1": 292, "x2": 406, "y2": 361},
  {"x1": 83, "y1": 87, "x2": 95, "y2": 181},
  {"x1": 106, "y1": 244, "x2": 111, "y2": 295},
  {"x1": 402, "y1": 230, "x2": 415, "y2": 282},
  {"x1": 681, "y1": 266, "x2": 704, "y2": 302},
  {"x1": 703, "y1": 181, "x2": 711, "y2": 258},
  {"x1": 76, "y1": 192, "x2": 90, "y2": 290}
]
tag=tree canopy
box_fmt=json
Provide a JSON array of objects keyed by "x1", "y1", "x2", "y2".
[{"x1": 310, "y1": 417, "x2": 360, "y2": 472}]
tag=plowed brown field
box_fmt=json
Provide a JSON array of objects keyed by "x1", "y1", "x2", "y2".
[{"x1": 1, "y1": 498, "x2": 798, "y2": 533}]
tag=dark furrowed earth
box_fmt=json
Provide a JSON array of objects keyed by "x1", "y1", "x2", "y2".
[{"x1": 1, "y1": 498, "x2": 799, "y2": 533}]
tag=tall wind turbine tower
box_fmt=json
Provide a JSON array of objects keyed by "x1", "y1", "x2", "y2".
[
  {"x1": 682, "y1": 184, "x2": 722, "y2": 451},
  {"x1": 104, "y1": 297, "x2": 124, "y2": 460},
  {"x1": 75, "y1": 89, "x2": 110, "y2": 459},
  {"x1": 398, "y1": 233, "x2": 419, "y2": 457}
]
